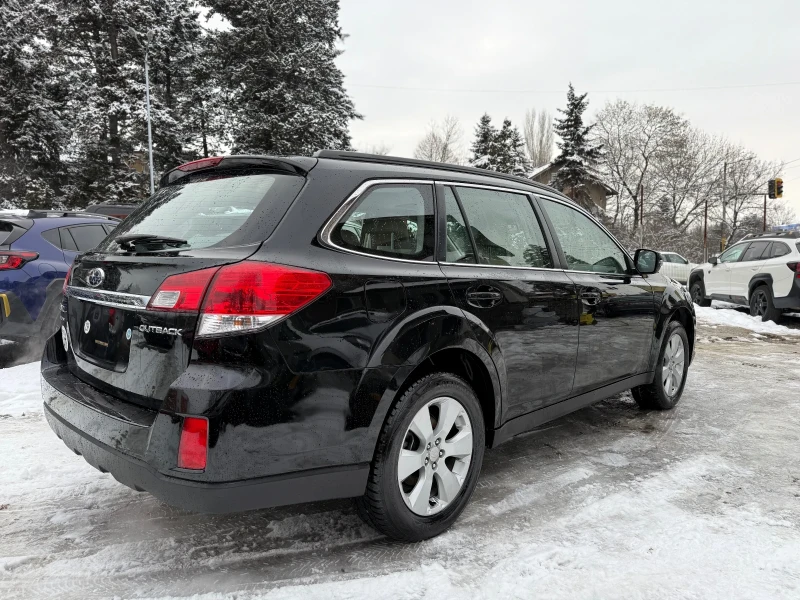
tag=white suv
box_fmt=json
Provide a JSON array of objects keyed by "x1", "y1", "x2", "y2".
[
  {"x1": 688, "y1": 233, "x2": 800, "y2": 322},
  {"x1": 658, "y1": 251, "x2": 695, "y2": 284}
]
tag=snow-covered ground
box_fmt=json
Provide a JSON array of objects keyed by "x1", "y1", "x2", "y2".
[
  {"x1": 695, "y1": 304, "x2": 800, "y2": 336},
  {"x1": 2, "y1": 309, "x2": 800, "y2": 599}
]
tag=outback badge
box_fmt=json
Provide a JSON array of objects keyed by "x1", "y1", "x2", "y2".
[{"x1": 138, "y1": 324, "x2": 182, "y2": 337}]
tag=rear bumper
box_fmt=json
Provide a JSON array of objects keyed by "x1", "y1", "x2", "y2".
[
  {"x1": 774, "y1": 278, "x2": 800, "y2": 310},
  {"x1": 0, "y1": 291, "x2": 36, "y2": 341},
  {"x1": 42, "y1": 361, "x2": 369, "y2": 513}
]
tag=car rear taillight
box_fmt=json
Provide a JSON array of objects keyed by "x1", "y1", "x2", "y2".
[
  {"x1": 178, "y1": 416, "x2": 208, "y2": 470},
  {"x1": 0, "y1": 251, "x2": 38, "y2": 270},
  {"x1": 148, "y1": 268, "x2": 220, "y2": 312},
  {"x1": 176, "y1": 157, "x2": 223, "y2": 172},
  {"x1": 788, "y1": 262, "x2": 800, "y2": 278},
  {"x1": 147, "y1": 261, "x2": 332, "y2": 337},
  {"x1": 198, "y1": 262, "x2": 332, "y2": 336},
  {"x1": 62, "y1": 265, "x2": 73, "y2": 294}
]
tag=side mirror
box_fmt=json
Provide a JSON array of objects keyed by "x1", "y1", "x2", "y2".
[
  {"x1": 634, "y1": 249, "x2": 661, "y2": 275},
  {"x1": 709, "y1": 256, "x2": 718, "y2": 265}
]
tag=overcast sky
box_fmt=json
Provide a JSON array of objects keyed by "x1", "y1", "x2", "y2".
[{"x1": 336, "y1": 0, "x2": 800, "y2": 220}]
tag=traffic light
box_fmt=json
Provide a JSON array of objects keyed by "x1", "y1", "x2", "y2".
[
  {"x1": 768, "y1": 179, "x2": 776, "y2": 199},
  {"x1": 775, "y1": 178, "x2": 783, "y2": 198}
]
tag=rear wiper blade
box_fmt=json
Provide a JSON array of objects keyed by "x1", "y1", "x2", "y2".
[{"x1": 115, "y1": 234, "x2": 189, "y2": 252}]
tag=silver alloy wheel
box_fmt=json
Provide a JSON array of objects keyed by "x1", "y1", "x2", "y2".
[
  {"x1": 397, "y1": 396, "x2": 473, "y2": 516},
  {"x1": 661, "y1": 334, "x2": 686, "y2": 397}
]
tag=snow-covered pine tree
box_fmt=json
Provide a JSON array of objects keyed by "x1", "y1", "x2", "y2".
[
  {"x1": 54, "y1": 0, "x2": 160, "y2": 206},
  {"x1": 493, "y1": 118, "x2": 530, "y2": 175},
  {"x1": 469, "y1": 113, "x2": 498, "y2": 170},
  {"x1": 52, "y1": 0, "x2": 210, "y2": 206},
  {"x1": 144, "y1": 0, "x2": 206, "y2": 170},
  {"x1": 207, "y1": 0, "x2": 360, "y2": 155},
  {"x1": 551, "y1": 83, "x2": 603, "y2": 209},
  {"x1": 0, "y1": 1, "x2": 65, "y2": 209}
]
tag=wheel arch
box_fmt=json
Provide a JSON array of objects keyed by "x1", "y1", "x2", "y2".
[
  {"x1": 747, "y1": 273, "x2": 773, "y2": 301},
  {"x1": 688, "y1": 268, "x2": 705, "y2": 291},
  {"x1": 366, "y1": 319, "x2": 503, "y2": 456}
]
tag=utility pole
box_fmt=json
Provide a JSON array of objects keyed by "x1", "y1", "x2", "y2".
[
  {"x1": 763, "y1": 194, "x2": 767, "y2": 232},
  {"x1": 144, "y1": 40, "x2": 155, "y2": 196},
  {"x1": 638, "y1": 184, "x2": 644, "y2": 248},
  {"x1": 703, "y1": 194, "x2": 708, "y2": 263},
  {"x1": 720, "y1": 161, "x2": 727, "y2": 252}
]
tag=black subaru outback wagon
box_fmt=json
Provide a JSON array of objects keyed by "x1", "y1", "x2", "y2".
[{"x1": 42, "y1": 151, "x2": 695, "y2": 541}]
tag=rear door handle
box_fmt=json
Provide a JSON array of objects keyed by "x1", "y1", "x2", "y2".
[
  {"x1": 466, "y1": 288, "x2": 503, "y2": 308},
  {"x1": 580, "y1": 290, "x2": 602, "y2": 305}
]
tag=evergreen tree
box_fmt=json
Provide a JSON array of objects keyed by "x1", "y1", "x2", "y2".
[
  {"x1": 551, "y1": 83, "x2": 603, "y2": 208},
  {"x1": 207, "y1": 0, "x2": 360, "y2": 154},
  {"x1": 469, "y1": 113, "x2": 497, "y2": 170},
  {"x1": 494, "y1": 118, "x2": 530, "y2": 175},
  {"x1": 53, "y1": 0, "x2": 206, "y2": 206},
  {"x1": 0, "y1": 1, "x2": 65, "y2": 209}
]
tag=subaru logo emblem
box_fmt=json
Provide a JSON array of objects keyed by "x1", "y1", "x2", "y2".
[{"x1": 87, "y1": 268, "x2": 105, "y2": 288}]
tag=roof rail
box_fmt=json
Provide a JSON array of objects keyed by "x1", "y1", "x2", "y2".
[
  {"x1": 313, "y1": 150, "x2": 551, "y2": 191},
  {"x1": 736, "y1": 230, "x2": 800, "y2": 242},
  {"x1": 0, "y1": 209, "x2": 117, "y2": 220}
]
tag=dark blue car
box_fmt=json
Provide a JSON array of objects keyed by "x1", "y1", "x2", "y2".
[{"x1": 0, "y1": 211, "x2": 118, "y2": 351}]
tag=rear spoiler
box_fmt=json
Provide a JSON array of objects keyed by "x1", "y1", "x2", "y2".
[{"x1": 159, "y1": 155, "x2": 318, "y2": 188}]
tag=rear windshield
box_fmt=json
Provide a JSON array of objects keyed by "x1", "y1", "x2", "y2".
[{"x1": 95, "y1": 171, "x2": 304, "y2": 252}]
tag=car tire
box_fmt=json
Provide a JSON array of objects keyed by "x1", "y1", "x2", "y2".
[
  {"x1": 749, "y1": 285, "x2": 782, "y2": 323},
  {"x1": 631, "y1": 320, "x2": 689, "y2": 410},
  {"x1": 355, "y1": 372, "x2": 485, "y2": 542},
  {"x1": 689, "y1": 281, "x2": 711, "y2": 307}
]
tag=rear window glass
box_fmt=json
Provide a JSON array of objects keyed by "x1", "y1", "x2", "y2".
[
  {"x1": 329, "y1": 183, "x2": 435, "y2": 261},
  {"x1": 69, "y1": 225, "x2": 108, "y2": 251},
  {"x1": 0, "y1": 222, "x2": 13, "y2": 245},
  {"x1": 41, "y1": 228, "x2": 61, "y2": 248},
  {"x1": 771, "y1": 242, "x2": 790, "y2": 258},
  {"x1": 95, "y1": 172, "x2": 304, "y2": 252}
]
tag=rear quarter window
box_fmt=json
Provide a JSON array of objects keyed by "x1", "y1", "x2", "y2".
[
  {"x1": 95, "y1": 171, "x2": 305, "y2": 252},
  {"x1": 0, "y1": 222, "x2": 13, "y2": 245}
]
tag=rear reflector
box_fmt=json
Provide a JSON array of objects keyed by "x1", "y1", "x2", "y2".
[
  {"x1": 178, "y1": 416, "x2": 208, "y2": 470},
  {"x1": 176, "y1": 157, "x2": 224, "y2": 172},
  {"x1": 0, "y1": 251, "x2": 38, "y2": 270}
]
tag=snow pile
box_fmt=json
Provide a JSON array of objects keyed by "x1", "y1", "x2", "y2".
[
  {"x1": 0, "y1": 362, "x2": 43, "y2": 417},
  {"x1": 694, "y1": 304, "x2": 800, "y2": 336}
]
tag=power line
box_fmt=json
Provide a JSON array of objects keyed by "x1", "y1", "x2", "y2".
[
  {"x1": 347, "y1": 80, "x2": 800, "y2": 95},
  {"x1": 783, "y1": 157, "x2": 800, "y2": 166}
]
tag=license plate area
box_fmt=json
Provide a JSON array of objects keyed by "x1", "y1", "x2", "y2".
[{"x1": 72, "y1": 301, "x2": 133, "y2": 372}]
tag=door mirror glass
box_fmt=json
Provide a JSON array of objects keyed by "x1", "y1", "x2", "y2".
[
  {"x1": 634, "y1": 249, "x2": 660, "y2": 275},
  {"x1": 709, "y1": 256, "x2": 718, "y2": 265}
]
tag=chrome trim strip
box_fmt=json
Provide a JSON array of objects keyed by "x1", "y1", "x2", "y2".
[
  {"x1": 319, "y1": 179, "x2": 439, "y2": 265},
  {"x1": 438, "y1": 261, "x2": 561, "y2": 273},
  {"x1": 435, "y1": 180, "x2": 536, "y2": 195},
  {"x1": 66, "y1": 286, "x2": 151, "y2": 311}
]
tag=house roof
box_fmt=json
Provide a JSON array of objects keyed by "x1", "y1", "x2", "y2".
[{"x1": 528, "y1": 160, "x2": 617, "y2": 196}]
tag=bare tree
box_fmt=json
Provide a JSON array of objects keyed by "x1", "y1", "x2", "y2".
[
  {"x1": 413, "y1": 116, "x2": 463, "y2": 164},
  {"x1": 594, "y1": 100, "x2": 687, "y2": 229},
  {"x1": 359, "y1": 143, "x2": 392, "y2": 155},
  {"x1": 522, "y1": 108, "x2": 554, "y2": 168}
]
